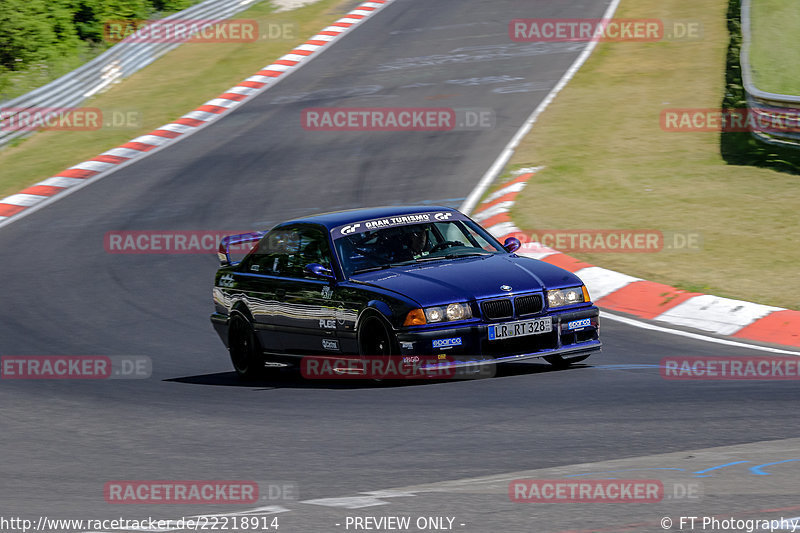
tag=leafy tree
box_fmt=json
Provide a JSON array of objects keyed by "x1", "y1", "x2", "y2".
[
  {"x1": 0, "y1": 0, "x2": 81, "y2": 71},
  {"x1": 0, "y1": 0, "x2": 202, "y2": 98},
  {"x1": 67, "y1": 0, "x2": 151, "y2": 42},
  {"x1": 151, "y1": 0, "x2": 196, "y2": 12}
]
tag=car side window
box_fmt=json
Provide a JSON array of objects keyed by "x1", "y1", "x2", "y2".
[
  {"x1": 247, "y1": 230, "x2": 295, "y2": 275},
  {"x1": 295, "y1": 228, "x2": 333, "y2": 279},
  {"x1": 247, "y1": 226, "x2": 332, "y2": 278},
  {"x1": 433, "y1": 221, "x2": 492, "y2": 250}
]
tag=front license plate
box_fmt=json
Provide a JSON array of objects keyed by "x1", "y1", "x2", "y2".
[{"x1": 488, "y1": 317, "x2": 552, "y2": 341}]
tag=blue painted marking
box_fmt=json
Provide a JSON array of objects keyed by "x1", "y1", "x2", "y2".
[
  {"x1": 567, "y1": 459, "x2": 800, "y2": 479},
  {"x1": 749, "y1": 459, "x2": 800, "y2": 476},
  {"x1": 692, "y1": 461, "x2": 750, "y2": 477}
]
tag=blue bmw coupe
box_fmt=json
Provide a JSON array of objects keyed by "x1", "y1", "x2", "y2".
[{"x1": 211, "y1": 206, "x2": 601, "y2": 378}]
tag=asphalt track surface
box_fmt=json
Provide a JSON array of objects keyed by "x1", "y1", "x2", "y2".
[{"x1": 1, "y1": 0, "x2": 799, "y2": 531}]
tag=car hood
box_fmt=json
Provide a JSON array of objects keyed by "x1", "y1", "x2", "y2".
[{"x1": 351, "y1": 254, "x2": 584, "y2": 306}]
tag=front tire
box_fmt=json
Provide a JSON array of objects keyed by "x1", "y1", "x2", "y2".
[
  {"x1": 357, "y1": 315, "x2": 397, "y2": 380},
  {"x1": 357, "y1": 315, "x2": 395, "y2": 356},
  {"x1": 229, "y1": 313, "x2": 264, "y2": 379}
]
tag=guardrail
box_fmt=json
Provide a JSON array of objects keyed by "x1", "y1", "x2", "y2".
[
  {"x1": 740, "y1": 0, "x2": 800, "y2": 147},
  {"x1": 0, "y1": 0, "x2": 259, "y2": 149}
]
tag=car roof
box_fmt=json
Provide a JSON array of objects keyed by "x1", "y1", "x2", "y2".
[{"x1": 279, "y1": 205, "x2": 462, "y2": 230}]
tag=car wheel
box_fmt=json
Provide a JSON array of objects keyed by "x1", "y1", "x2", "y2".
[
  {"x1": 229, "y1": 313, "x2": 264, "y2": 379},
  {"x1": 545, "y1": 354, "x2": 589, "y2": 369},
  {"x1": 358, "y1": 315, "x2": 395, "y2": 356},
  {"x1": 358, "y1": 315, "x2": 397, "y2": 381}
]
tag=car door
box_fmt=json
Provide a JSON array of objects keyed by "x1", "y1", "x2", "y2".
[
  {"x1": 270, "y1": 224, "x2": 345, "y2": 355},
  {"x1": 235, "y1": 228, "x2": 296, "y2": 353}
]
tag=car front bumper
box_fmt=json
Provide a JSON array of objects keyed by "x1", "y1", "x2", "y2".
[{"x1": 395, "y1": 306, "x2": 601, "y2": 365}]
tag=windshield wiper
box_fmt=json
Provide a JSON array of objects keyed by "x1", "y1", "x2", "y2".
[
  {"x1": 409, "y1": 255, "x2": 446, "y2": 263},
  {"x1": 414, "y1": 252, "x2": 491, "y2": 262}
]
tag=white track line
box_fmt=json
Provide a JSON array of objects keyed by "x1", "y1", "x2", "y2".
[
  {"x1": 459, "y1": 0, "x2": 622, "y2": 215},
  {"x1": 601, "y1": 311, "x2": 800, "y2": 355}
]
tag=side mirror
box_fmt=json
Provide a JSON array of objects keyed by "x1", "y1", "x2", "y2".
[
  {"x1": 503, "y1": 236, "x2": 521, "y2": 253},
  {"x1": 306, "y1": 263, "x2": 335, "y2": 281}
]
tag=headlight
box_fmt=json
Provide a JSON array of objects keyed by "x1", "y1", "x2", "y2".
[
  {"x1": 426, "y1": 307, "x2": 444, "y2": 322},
  {"x1": 546, "y1": 286, "x2": 587, "y2": 308},
  {"x1": 425, "y1": 303, "x2": 472, "y2": 323},
  {"x1": 404, "y1": 303, "x2": 472, "y2": 326},
  {"x1": 446, "y1": 303, "x2": 468, "y2": 321}
]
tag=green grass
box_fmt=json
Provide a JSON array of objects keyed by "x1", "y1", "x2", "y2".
[
  {"x1": 0, "y1": 0, "x2": 356, "y2": 198},
  {"x1": 502, "y1": 0, "x2": 800, "y2": 310},
  {"x1": 0, "y1": 47, "x2": 102, "y2": 102},
  {"x1": 749, "y1": 0, "x2": 800, "y2": 94}
]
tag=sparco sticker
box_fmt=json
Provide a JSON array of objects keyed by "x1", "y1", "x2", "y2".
[
  {"x1": 567, "y1": 318, "x2": 591, "y2": 330},
  {"x1": 433, "y1": 337, "x2": 462, "y2": 349}
]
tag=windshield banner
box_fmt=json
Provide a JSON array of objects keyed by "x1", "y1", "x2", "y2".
[{"x1": 331, "y1": 211, "x2": 469, "y2": 239}]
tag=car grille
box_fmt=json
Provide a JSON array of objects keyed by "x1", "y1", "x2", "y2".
[
  {"x1": 514, "y1": 294, "x2": 543, "y2": 316},
  {"x1": 481, "y1": 299, "x2": 513, "y2": 320},
  {"x1": 480, "y1": 294, "x2": 543, "y2": 320}
]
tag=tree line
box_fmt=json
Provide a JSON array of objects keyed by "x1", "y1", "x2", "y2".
[{"x1": 0, "y1": 0, "x2": 200, "y2": 99}]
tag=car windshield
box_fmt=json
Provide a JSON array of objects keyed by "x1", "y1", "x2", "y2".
[{"x1": 334, "y1": 219, "x2": 505, "y2": 277}]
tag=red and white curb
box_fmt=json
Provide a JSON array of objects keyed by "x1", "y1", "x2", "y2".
[
  {"x1": 474, "y1": 169, "x2": 800, "y2": 349},
  {"x1": 0, "y1": 0, "x2": 394, "y2": 228}
]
